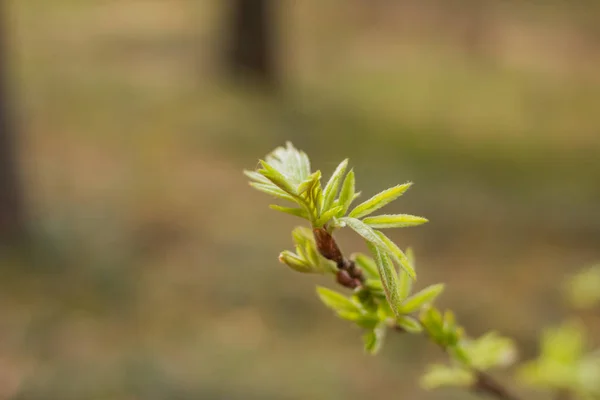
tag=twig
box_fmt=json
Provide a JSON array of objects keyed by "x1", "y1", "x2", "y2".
[
  {"x1": 314, "y1": 227, "x2": 522, "y2": 400},
  {"x1": 474, "y1": 371, "x2": 521, "y2": 400}
]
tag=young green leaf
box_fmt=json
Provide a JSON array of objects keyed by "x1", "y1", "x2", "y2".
[
  {"x1": 373, "y1": 231, "x2": 416, "y2": 279},
  {"x1": 249, "y1": 182, "x2": 297, "y2": 202},
  {"x1": 406, "y1": 247, "x2": 416, "y2": 267},
  {"x1": 259, "y1": 160, "x2": 297, "y2": 195},
  {"x1": 420, "y1": 364, "x2": 475, "y2": 390},
  {"x1": 279, "y1": 251, "x2": 312, "y2": 273},
  {"x1": 316, "y1": 206, "x2": 344, "y2": 227},
  {"x1": 322, "y1": 159, "x2": 348, "y2": 211},
  {"x1": 353, "y1": 253, "x2": 379, "y2": 279},
  {"x1": 269, "y1": 205, "x2": 309, "y2": 219},
  {"x1": 353, "y1": 289, "x2": 378, "y2": 313},
  {"x1": 316, "y1": 286, "x2": 361, "y2": 314},
  {"x1": 399, "y1": 247, "x2": 415, "y2": 299},
  {"x1": 398, "y1": 269, "x2": 413, "y2": 301},
  {"x1": 367, "y1": 243, "x2": 404, "y2": 319},
  {"x1": 400, "y1": 284, "x2": 445, "y2": 314},
  {"x1": 243, "y1": 169, "x2": 271, "y2": 184},
  {"x1": 297, "y1": 170, "x2": 322, "y2": 195},
  {"x1": 465, "y1": 332, "x2": 517, "y2": 370},
  {"x1": 337, "y1": 169, "x2": 356, "y2": 216},
  {"x1": 349, "y1": 183, "x2": 413, "y2": 219},
  {"x1": 420, "y1": 306, "x2": 445, "y2": 343},
  {"x1": 363, "y1": 323, "x2": 387, "y2": 355},
  {"x1": 265, "y1": 142, "x2": 311, "y2": 184},
  {"x1": 338, "y1": 310, "x2": 380, "y2": 329},
  {"x1": 340, "y1": 217, "x2": 392, "y2": 256},
  {"x1": 397, "y1": 316, "x2": 423, "y2": 333},
  {"x1": 363, "y1": 214, "x2": 429, "y2": 229}
]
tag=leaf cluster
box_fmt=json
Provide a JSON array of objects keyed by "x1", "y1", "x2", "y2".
[
  {"x1": 420, "y1": 309, "x2": 517, "y2": 390},
  {"x1": 316, "y1": 250, "x2": 444, "y2": 354},
  {"x1": 244, "y1": 142, "x2": 427, "y2": 285}
]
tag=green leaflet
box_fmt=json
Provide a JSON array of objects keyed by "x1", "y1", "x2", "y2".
[
  {"x1": 397, "y1": 315, "x2": 423, "y2": 333},
  {"x1": 269, "y1": 205, "x2": 309, "y2": 220},
  {"x1": 363, "y1": 214, "x2": 429, "y2": 229},
  {"x1": 316, "y1": 286, "x2": 361, "y2": 314},
  {"x1": 249, "y1": 182, "x2": 296, "y2": 202},
  {"x1": 279, "y1": 250, "x2": 312, "y2": 273},
  {"x1": 316, "y1": 206, "x2": 343, "y2": 227},
  {"x1": 420, "y1": 306, "x2": 445, "y2": 344},
  {"x1": 243, "y1": 169, "x2": 271, "y2": 184},
  {"x1": 297, "y1": 170, "x2": 322, "y2": 195},
  {"x1": 398, "y1": 269, "x2": 413, "y2": 301},
  {"x1": 399, "y1": 284, "x2": 445, "y2": 314},
  {"x1": 337, "y1": 169, "x2": 356, "y2": 217},
  {"x1": 340, "y1": 217, "x2": 393, "y2": 257},
  {"x1": 367, "y1": 243, "x2": 403, "y2": 319},
  {"x1": 322, "y1": 159, "x2": 348, "y2": 212},
  {"x1": 259, "y1": 160, "x2": 298, "y2": 195},
  {"x1": 353, "y1": 253, "x2": 379, "y2": 279},
  {"x1": 265, "y1": 142, "x2": 311, "y2": 185},
  {"x1": 337, "y1": 310, "x2": 380, "y2": 329},
  {"x1": 464, "y1": 332, "x2": 517, "y2": 370},
  {"x1": 373, "y1": 231, "x2": 416, "y2": 280},
  {"x1": 349, "y1": 183, "x2": 412, "y2": 218},
  {"x1": 420, "y1": 364, "x2": 475, "y2": 390},
  {"x1": 363, "y1": 322, "x2": 387, "y2": 355}
]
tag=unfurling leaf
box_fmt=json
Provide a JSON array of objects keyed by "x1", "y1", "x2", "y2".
[
  {"x1": 363, "y1": 322, "x2": 387, "y2": 355},
  {"x1": 316, "y1": 286, "x2": 360, "y2": 314},
  {"x1": 269, "y1": 205, "x2": 309, "y2": 219},
  {"x1": 297, "y1": 170, "x2": 322, "y2": 195},
  {"x1": 243, "y1": 170, "x2": 271, "y2": 184},
  {"x1": 420, "y1": 364, "x2": 475, "y2": 390},
  {"x1": 373, "y1": 231, "x2": 416, "y2": 279},
  {"x1": 400, "y1": 284, "x2": 445, "y2": 314},
  {"x1": 340, "y1": 218, "x2": 405, "y2": 271},
  {"x1": 337, "y1": 169, "x2": 356, "y2": 217},
  {"x1": 398, "y1": 269, "x2": 413, "y2": 301},
  {"x1": 322, "y1": 159, "x2": 348, "y2": 211},
  {"x1": 316, "y1": 206, "x2": 344, "y2": 227},
  {"x1": 281, "y1": 227, "x2": 337, "y2": 274},
  {"x1": 363, "y1": 214, "x2": 429, "y2": 229},
  {"x1": 349, "y1": 183, "x2": 413, "y2": 219},
  {"x1": 259, "y1": 160, "x2": 298, "y2": 195},
  {"x1": 367, "y1": 243, "x2": 403, "y2": 319},
  {"x1": 353, "y1": 253, "x2": 379, "y2": 279},
  {"x1": 264, "y1": 141, "x2": 311, "y2": 185},
  {"x1": 397, "y1": 316, "x2": 423, "y2": 333},
  {"x1": 464, "y1": 332, "x2": 517, "y2": 370},
  {"x1": 249, "y1": 182, "x2": 296, "y2": 202},
  {"x1": 337, "y1": 310, "x2": 380, "y2": 329},
  {"x1": 279, "y1": 250, "x2": 312, "y2": 273},
  {"x1": 420, "y1": 306, "x2": 445, "y2": 343},
  {"x1": 399, "y1": 248, "x2": 415, "y2": 299}
]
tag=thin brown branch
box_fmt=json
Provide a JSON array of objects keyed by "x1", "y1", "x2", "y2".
[{"x1": 474, "y1": 371, "x2": 521, "y2": 400}]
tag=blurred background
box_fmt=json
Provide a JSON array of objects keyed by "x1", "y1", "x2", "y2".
[{"x1": 0, "y1": 0, "x2": 599, "y2": 399}]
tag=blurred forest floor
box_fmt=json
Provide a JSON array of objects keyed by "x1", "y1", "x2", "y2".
[{"x1": 1, "y1": 1, "x2": 599, "y2": 399}]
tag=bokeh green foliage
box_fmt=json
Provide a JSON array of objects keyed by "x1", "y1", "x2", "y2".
[
  {"x1": 517, "y1": 320, "x2": 600, "y2": 399},
  {"x1": 514, "y1": 266, "x2": 600, "y2": 399}
]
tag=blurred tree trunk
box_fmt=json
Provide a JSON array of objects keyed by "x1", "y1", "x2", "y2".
[
  {"x1": 226, "y1": 0, "x2": 278, "y2": 88},
  {"x1": 0, "y1": 1, "x2": 25, "y2": 245}
]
